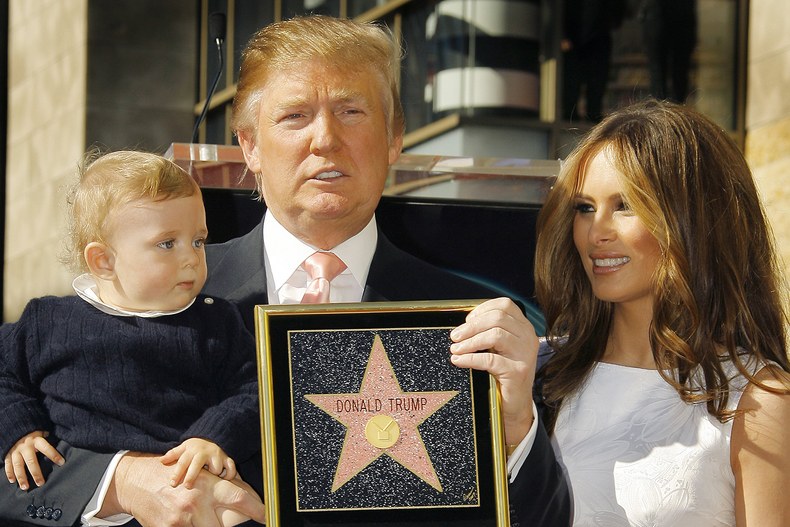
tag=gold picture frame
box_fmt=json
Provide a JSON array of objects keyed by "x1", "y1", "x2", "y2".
[{"x1": 254, "y1": 300, "x2": 510, "y2": 526}]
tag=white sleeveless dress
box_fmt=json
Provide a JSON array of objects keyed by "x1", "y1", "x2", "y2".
[{"x1": 552, "y1": 361, "x2": 751, "y2": 527}]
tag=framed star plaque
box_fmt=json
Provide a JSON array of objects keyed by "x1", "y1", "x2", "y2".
[{"x1": 254, "y1": 300, "x2": 510, "y2": 527}]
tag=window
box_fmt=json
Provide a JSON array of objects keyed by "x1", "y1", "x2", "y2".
[{"x1": 194, "y1": 0, "x2": 747, "y2": 157}]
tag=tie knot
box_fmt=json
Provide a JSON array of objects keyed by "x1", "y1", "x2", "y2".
[
  {"x1": 300, "y1": 252, "x2": 347, "y2": 304},
  {"x1": 302, "y1": 252, "x2": 347, "y2": 282}
]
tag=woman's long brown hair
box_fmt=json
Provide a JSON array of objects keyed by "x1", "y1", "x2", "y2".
[{"x1": 535, "y1": 99, "x2": 789, "y2": 433}]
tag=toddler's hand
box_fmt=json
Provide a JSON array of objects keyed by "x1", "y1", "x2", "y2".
[
  {"x1": 4, "y1": 430, "x2": 64, "y2": 490},
  {"x1": 161, "y1": 437, "x2": 237, "y2": 489}
]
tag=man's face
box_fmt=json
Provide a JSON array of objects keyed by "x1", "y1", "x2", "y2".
[{"x1": 237, "y1": 60, "x2": 403, "y2": 249}]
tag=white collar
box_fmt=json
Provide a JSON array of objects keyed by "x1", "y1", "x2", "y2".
[
  {"x1": 72, "y1": 274, "x2": 195, "y2": 318},
  {"x1": 262, "y1": 211, "x2": 377, "y2": 291}
]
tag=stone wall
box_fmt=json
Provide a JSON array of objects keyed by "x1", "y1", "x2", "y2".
[{"x1": 4, "y1": 0, "x2": 87, "y2": 321}]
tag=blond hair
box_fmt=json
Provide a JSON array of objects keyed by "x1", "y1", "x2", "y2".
[
  {"x1": 231, "y1": 15, "x2": 405, "y2": 141},
  {"x1": 63, "y1": 149, "x2": 200, "y2": 273}
]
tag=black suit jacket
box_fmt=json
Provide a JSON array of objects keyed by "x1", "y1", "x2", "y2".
[
  {"x1": 0, "y1": 441, "x2": 115, "y2": 526},
  {"x1": 203, "y1": 221, "x2": 570, "y2": 526},
  {"x1": 201, "y1": 221, "x2": 500, "y2": 331},
  {"x1": 0, "y1": 221, "x2": 570, "y2": 527}
]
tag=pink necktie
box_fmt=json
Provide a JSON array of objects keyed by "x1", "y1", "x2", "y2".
[{"x1": 300, "y1": 252, "x2": 347, "y2": 304}]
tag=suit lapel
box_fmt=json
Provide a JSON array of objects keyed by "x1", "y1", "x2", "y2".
[
  {"x1": 361, "y1": 284, "x2": 387, "y2": 302},
  {"x1": 205, "y1": 222, "x2": 270, "y2": 330},
  {"x1": 208, "y1": 223, "x2": 268, "y2": 299},
  {"x1": 363, "y1": 230, "x2": 417, "y2": 302}
]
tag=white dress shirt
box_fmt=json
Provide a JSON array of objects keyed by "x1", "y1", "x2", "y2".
[
  {"x1": 262, "y1": 211, "x2": 536, "y2": 480},
  {"x1": 263, "y1": 211, "x2": 376, "y2": 304}
]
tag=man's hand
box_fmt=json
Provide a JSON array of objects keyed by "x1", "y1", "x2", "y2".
[
  {"x1": 449, "y1": 297, "x2": 537, "y2": 445},
  {"x1": 101, "y1": 452, "x2": 265, "y2": 527}
]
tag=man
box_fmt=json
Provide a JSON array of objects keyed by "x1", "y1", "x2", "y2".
[
  {"x1": 203, "y1": 15, "x2": 569, "y2": 527},
  {"x1": 201, "y1": 14, "x2": 499, "y2": 326},
  {"x1": 0, "y1": 15, "x2": 569, "y2": 527}
]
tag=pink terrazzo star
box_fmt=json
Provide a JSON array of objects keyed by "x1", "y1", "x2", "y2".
[{"x1": 305, "y1": 333, "x2": 458, "y2": 492}]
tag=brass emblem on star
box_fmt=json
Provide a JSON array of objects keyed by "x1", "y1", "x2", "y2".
[
  {"x1": 365, "y1": 414, "x2": 400, "y2": 448},
  {"x1": 305, "y1": 334, "x2": 458, "y2": 493}
]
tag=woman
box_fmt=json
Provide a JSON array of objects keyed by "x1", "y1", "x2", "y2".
[{"x1": 533, "y1": 99, "x2": 789, "y2": 526}]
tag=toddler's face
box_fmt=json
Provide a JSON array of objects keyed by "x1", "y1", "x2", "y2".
[{"x1": 101, "y1": 193, "x2": 208, "y2": 312}]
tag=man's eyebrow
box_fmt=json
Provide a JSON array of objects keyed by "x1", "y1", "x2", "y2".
[
  {"x1": 270, "y1": 91, "x2": 369, "y2": 112},
  {"x1": 271, "y1": 96, "x2": 309, "y2": 112}
]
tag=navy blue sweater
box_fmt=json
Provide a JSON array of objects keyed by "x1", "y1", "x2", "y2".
[{"x1": 0, "y1": 295, "x2": 259, "y2": 465}]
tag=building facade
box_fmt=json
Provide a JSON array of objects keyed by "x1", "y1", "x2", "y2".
[{"x1": 3, "y1": 0, "x2": 789, "y2": 321}]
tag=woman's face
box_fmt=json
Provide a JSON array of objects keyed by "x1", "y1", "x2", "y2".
[{"x1": 572, "y1": 148, "x2": 662, "y2": 309}]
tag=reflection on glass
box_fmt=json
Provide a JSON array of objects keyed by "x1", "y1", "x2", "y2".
[
  {"x1": 233, "y1": 1, "x2": 275, "y2": 84},
  {"x1": 384, "y1": 153, "x2": 558, "y2": 204},
  {"x1": 165, "y1": 143, "x2": 559, "y2": 205},
  {"x1": 196, "y1": 0, "x2": 743, "y2": 155},
  {"x1": 347, "y1": 0, "x2": 387, "y2": 18},
  {"x1": 692, "y1": 0, "x2": 736, "y2": 129},
  {"x1": 400, "y1": 3, "x2": 436, "y2": 133},
  {"x1": 561, "y1": 0, "x2": 629, "y2": 123},
  {"x1": 400, "y1": 0, "x2": 542, "y2": 133},
  {"x1": 427, "y1": 0, "x2": 542, "y2": 117},
  {"x1": 603, "y1": 0, "x2": 737, "y2": 130},
  {"x1": 283, "y1": 0, "x2": 341, "y2": 19}
]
